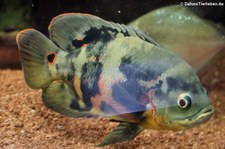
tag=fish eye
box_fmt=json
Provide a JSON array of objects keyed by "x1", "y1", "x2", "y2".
[{"x1": 177, "y1": 93, "x2": 192, "y2": 109}]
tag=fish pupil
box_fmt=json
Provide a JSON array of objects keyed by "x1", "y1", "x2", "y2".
[
  {"x1": 179, "y1": 99, "x2": 186, "y2": 107},
  {"x1": 47, "y1": 53, "x2": 56, "y2": 63}
]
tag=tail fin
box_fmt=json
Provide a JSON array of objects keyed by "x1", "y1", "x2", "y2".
[{"x1": 16, "y1": 29, "x2": 61, "y2": 89}]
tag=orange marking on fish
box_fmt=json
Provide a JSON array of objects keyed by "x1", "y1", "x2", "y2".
[
  {"x1": 90, "y1": 94, "x2": 102, "y2": 113},
  {"x1": 73, "y1": 76, "x2": 83, "y2": 99},
  {"x1": 141, "y1": 110, "x2": 161, "y2": 130},
  {"x1": 82, "y1": 44, "x2": 87, "y2": 48},
  {"x1": 73, "y1": 76, "x2": 87, "y2": 108},
  {"x1": 77, "y1": 38, "x2": 87, "y2": 48},
  {"x1": 148, "y1": 89, "x2": 156, "y2": 119},
  {"x1": 90, "y1": 73, "x2": 128, "y2": 117}
]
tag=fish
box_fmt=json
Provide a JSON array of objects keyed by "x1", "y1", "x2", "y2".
[
  {"x1": 16, "y1": 13, "x2": 214, "y2": 146},
  {"x1": 129, "y1": 5, "x2": 225, "y2": 73}
]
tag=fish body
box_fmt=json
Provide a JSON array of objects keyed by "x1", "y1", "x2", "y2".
[{"x1": 16, "y1": 13, "x2": 214, "y2": 146}]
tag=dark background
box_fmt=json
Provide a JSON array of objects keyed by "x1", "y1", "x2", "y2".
[{"x1": 1, "y1": 0, "x2": 225, "y2": 35}]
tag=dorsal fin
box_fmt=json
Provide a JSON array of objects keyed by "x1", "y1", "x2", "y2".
[{"x1": 48, "y1": 13, "x2": 157, "y2": 52}]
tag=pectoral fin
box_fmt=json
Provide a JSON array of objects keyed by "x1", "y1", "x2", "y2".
[
  {"x1": 97, "y1": 122, "x2": 144, "y2": 146},
  {"x1": 42, "y1": 80, "x2": 95, "y2": 118}
]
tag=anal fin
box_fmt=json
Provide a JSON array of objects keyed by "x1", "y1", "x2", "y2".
[
  {"x1": 42, "y1": 80, "x2": 94, "y2": 118},
  {"x1": 96, "y1": 122, "x2": 144, "y2": 146}
]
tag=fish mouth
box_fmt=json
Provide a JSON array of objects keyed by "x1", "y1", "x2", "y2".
[{"x1": 174, "y1": 105, "x2": 214, "y2": 129}]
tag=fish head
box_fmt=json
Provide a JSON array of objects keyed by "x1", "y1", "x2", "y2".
[{"x1": 153, "y1": 63, "x2": 214, "y2": 130}]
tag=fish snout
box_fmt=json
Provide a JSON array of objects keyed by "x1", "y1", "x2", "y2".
[
  {"x1": 189, "y1": 105, "x2": 214, "y2": 127},
  {"x1": 172, "y1": 105, "x2": 214, "y2": 130}
]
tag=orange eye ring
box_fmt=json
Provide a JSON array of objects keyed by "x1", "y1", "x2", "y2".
[{"x1": 47, "y1": 52, "x2": 57, "y2": 64}]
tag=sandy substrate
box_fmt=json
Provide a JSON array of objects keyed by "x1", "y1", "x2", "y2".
[{"x1": 0, "y1": 69, "x2": 225, "y2": 149}]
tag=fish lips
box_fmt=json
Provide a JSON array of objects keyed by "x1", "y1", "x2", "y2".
[{"x1": 173, "y1": 105, "x2": 214, "y2": 129}]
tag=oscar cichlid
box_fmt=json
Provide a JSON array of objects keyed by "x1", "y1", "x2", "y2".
[{"x1": 16, "y1": 13, "x2": 214, "y2": 146}]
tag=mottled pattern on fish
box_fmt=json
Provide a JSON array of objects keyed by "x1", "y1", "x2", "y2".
[
  {"x1": 46, "y1": 14, "x2": 164, "y2": 118},
  {"x1": 16, "y1": 13, "x2": 214, "y2": 146}
]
